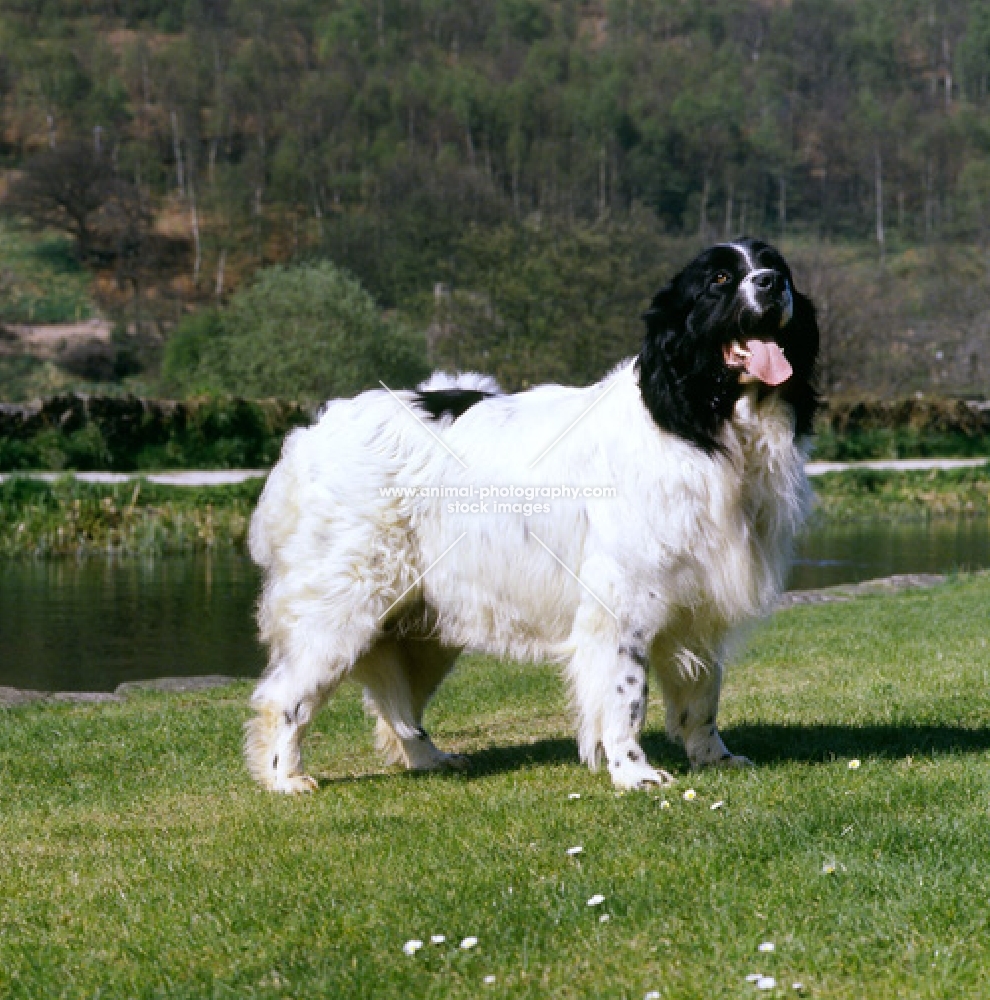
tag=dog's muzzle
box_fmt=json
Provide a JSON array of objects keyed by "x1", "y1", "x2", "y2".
[{"x1": 738, "y1": 270, "x2": 794, "y2": 330}]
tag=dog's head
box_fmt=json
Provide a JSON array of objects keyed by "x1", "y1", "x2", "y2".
[{"x1": 637, "y1": 238, "x2": 819, "y2": 453}]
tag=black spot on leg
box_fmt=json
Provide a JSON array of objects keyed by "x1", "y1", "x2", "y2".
[
  {"x1": 283, "y1": 711, "x2": 292, "y2": 726},
  {"x1": 415, "y1": 727, "x2": 428, "y2": 741},
  {"x1": 272, "y1": 755, "x2": 279, "y2": 770},
  {"x1": 628, "y1": 749, "x2": 642, "y2": 762},
  {"x1": 620, "y1": 642, "x2": 648, "y2": 668},
  {"x1": 705, "y1": 715, "x2": 715, "y2": 726},
  {"x1": 617, "y1": 685, "x2": 625, "y2": 695},
  {"x1": 710, "y1": 726, "x2": 717, "y2": 736},
  {"x1": 630, "y1": 700, "x2": 642, "y2": 720},
  {"x1": 625, "y1": 675, "x2": 638, "y2": 686},
  {"x1": 680, "y1": 710, "x2": 689, "y2": 728}
]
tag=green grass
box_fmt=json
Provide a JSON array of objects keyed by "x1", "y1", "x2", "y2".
[
  {"x1": 0, "y1": 476, "x2": 263, "y2": 557},
  {"x1": 2, "y1": 577, "x2": 990, "y2": 997},
  {"x1": 0, "y1": 223, "x2": 95, "y2": 325}
]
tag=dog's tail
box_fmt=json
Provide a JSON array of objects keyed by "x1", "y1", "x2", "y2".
[{"x1": 416, "y1": 371, "x2": 503, "y2": 395}]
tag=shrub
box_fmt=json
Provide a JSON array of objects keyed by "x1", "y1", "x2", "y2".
[{"x1": 163, "y1": 262, "x2": 429, "y2": 401}]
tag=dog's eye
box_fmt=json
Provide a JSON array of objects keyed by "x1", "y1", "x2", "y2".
[{"x1": 713, "y1": 271, "x2": 731, "y2": 286}]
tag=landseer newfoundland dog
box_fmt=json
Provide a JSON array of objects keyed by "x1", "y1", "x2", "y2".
[{"x1": 245, "y1": 238, "x2": 819, "y2": 793}]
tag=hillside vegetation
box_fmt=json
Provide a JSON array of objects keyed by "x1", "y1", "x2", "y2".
[{"x1": 3, "y1": 2, "x2": 990, "y2": 398}]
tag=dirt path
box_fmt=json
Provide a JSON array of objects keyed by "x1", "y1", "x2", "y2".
[
  {"x1": 0, "y1": 318, "x2": 112, "y2": 358},
  {"x1": 806, "y1": 457, "x2": 989, "y2": 474}
]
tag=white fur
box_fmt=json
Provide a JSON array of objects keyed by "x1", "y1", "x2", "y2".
[{"x1": 245, "y1": 363, "x2": 811, "y2": 792}]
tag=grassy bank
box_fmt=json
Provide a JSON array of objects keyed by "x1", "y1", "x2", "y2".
[
  {"x1": 0, "y1": 477, "x2": 263, "y2": 558},
  {"x1": 3, "y1": 466, "x2": 990, "y2": 559},
  {"x1": 2, "y1": 577, "x2": 990, "y2": 998},
  {"x1": 813, "y1": 464, "x2": 990, "y2": 521}
]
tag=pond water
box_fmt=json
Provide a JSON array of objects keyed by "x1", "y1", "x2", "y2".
[
  {"x1": 0, "y1": 554, "x2": 265, "y2": 692},
  {"x1": 3, "y1": 518, "x2": 990, "y2": 692}
]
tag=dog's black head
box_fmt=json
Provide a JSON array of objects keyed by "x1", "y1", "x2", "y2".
[{"x1": 637, "y1": 238, "x2": 819, "y2": 453}]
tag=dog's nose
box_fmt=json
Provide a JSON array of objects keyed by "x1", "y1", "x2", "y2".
[{"x1": 753, "y1": 271, "x2": 782, "y2": 292}]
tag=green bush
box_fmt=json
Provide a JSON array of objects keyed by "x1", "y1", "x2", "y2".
[{"x1": 162, "y1": 262, "x2": 429, "y2": 402}]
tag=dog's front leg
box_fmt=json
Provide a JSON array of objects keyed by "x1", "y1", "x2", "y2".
[
  {"x1": 605, "y1": 638, "x2": 675, "y2": 789},
  {"x1": 567, "y1": 612, "x2": 674, "y2": 790}
]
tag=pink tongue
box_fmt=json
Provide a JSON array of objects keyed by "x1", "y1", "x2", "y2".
[{"x1": 744, "y1": 339, "x2": 792, "y2": 386}]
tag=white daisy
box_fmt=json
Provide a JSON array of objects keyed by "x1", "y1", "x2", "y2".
[
  {"x1": 848, "y1": 759, "x2": 861, "y2": 770},
  {"x1": 758, "y1": 941, "x2": 775, "y2": 953},
  {"x1": 682, "y1": 788, "x2": 697, "y2": 801},
  {"x1": 403, "y1": 939, "x2": 423, "y2": 956},
  {"x1": 483, "y1": 975, "x2": 496, "y2": 985},
  {"x1": 460, "y1": 936, "x2": 479, "y2": 950},
  {"x1": 566, "y1": 845, "x2": 584, "y2": 856},
  {"x1": 586, "y1": 894, "x2": 606, "y2": 907},
  {"x1": 757, "y1": 976, "x2": 777, "y2": 990},
  {"x1": 430, "y1": 934, "x2": 446, "y2": 945},
  {"x1": 711, "y1": 800, "x2": 725, "y2": 810}
]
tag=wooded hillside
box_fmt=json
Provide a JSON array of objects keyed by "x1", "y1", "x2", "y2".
[{"x1": 3, "y1": 1, "x2": 990, "y2": 398}]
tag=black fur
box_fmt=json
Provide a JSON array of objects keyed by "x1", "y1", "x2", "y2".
[
  {"x1": 415, "y1": 388, "x2": 493, "y2": 421},
  {"x1": 637, "y1": 238, "x2": 819, "y2": 453}
]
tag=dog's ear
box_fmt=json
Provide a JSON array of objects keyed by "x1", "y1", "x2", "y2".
[
  {"x1": 778, "y1": 289, "x2": 820, "y2": 437},
  {"x1": 641, "y1": 285, "x2": 677, "y2": 329},
  {"x1": 637, "y1": 282, "x2": 737, "y2": 454}
]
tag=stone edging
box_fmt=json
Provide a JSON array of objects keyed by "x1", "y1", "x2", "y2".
[{"x1": 0, "y1": 674, "x2": 240, "y2": 708}]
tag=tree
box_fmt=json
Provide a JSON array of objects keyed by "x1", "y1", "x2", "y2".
[{"x1": 1, "y1": 140, "x2": 146, "y2": 262}]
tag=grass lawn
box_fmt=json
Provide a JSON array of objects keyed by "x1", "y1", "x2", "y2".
[{"x1": 2, "y1": 577, "x2": 990, "y2": 998}]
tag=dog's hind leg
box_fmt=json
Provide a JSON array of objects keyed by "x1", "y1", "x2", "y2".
[
  {"x1": 356, "y1": 638, "x2": 465, "y2": 771},
  {"x1": 655, "y1": 649, "x2": 751, "y2": 771}
]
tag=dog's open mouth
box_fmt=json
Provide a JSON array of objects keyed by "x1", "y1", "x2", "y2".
[{"x1": 724, "y1": 339, "x2": 793, "y2": 386}]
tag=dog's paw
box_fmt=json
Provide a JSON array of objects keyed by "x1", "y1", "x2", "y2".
[
  {"x1": 439, "y1": 751, "x2": 470, "y2": 772},
  {"x1": 715, "y1": 753, "x2": 752, "y2": 769},
  {"x1": 409, "y1": 749, "x2": 470, "y2": 773},
  {"x1": 610, "y1": 758, "x2": 675, "y2": 791},
  {"x1": 275, "y1": 773, "x2": 319, "y2": 794},
  {"x1": 693, "y1": 753, "x2": 752, "y2": 771}
]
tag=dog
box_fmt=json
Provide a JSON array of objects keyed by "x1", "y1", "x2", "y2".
[{"x1": 245, "y1": 238, "x2": 819, "y2": 792}]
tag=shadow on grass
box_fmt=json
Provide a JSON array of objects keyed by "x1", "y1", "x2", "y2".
[
  {"x1": 457, "y1": 723, "x2": 990, "y2": 780},
  {"x1": 722, "y1": 722, "x2": 990, "y2": 764}
]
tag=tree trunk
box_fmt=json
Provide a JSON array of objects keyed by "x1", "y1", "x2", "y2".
[{"x1": 875, "y1": 144, "x2": 885, "y2": 268}]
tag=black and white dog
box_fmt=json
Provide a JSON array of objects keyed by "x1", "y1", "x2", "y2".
[{"x1": 246, "y1": 238, "x2": 819, "y2": 792}]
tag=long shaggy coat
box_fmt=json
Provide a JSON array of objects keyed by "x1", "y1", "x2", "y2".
[{"x1": 245, "y1": 238, "x2": 820, "y2": 792}]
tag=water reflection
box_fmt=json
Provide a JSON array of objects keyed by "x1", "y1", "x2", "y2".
[
  {"x1": 788, "y1": 517, "x2": 990, "y2": 590},
  {"x1": 0, "y1": 554, "x2": 265, "y2": 692}
]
